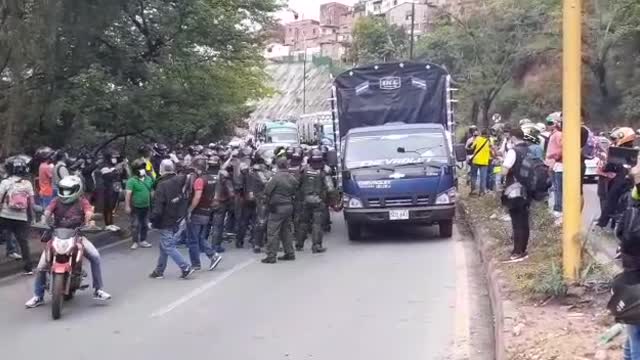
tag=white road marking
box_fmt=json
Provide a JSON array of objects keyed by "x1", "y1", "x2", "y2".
[
  {"x1": 150, "y1": 258, "x2": 255, "y2": 318},
  {"x1": 452, "y1": 237, "x2": 472, "y2": 359}
]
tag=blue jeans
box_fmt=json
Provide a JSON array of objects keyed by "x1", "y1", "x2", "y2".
[
  {"x1": 34, "y1": 238, "x2": 104, "y2": 298},
  {"x1": 553, "y1": 171, "x2": 563, "y2": 213},
  {"x1": 155, "y1": 227, "x2": 190, "y2": 274},
  {"x1": 3, "y1": 231, "x2": 18, "y2": 255},
  {"x1": 470, "y1": 164, "x2": 488, "y2": 194},
  {"x1": 625, "y1": 325, "x2": 640, "y2": 360},
  {"x1": 486, "y1": 164, "x2": 495, "y2": 191},
  {"x1": 40, "y1": 196, "x2": 53, "y2": 209},
  {"x1": 187, "y1": 222, "x2": 215, "y2": 267}
]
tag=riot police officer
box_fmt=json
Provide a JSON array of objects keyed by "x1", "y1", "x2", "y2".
[
  {"x1": 247, "y1": 151, "x2": 272, "y2": 253},
  {"x1": 262, "y1": 157, "x2": 299, "y2": 264},
  {"x1": 232, "y1": 146, "x2": 253, "y2": 248},
  {"x1": 295, "y1": 149, "x2": 336, "y2": 253},
  {"x1": 288, "y1": 146, "x2": 305, "y2": 238},
  {"x1": 210, "y1": 156, "x2": 235, "y2": 253}
]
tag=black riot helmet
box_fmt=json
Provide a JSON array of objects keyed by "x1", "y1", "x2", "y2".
[
  {"x1": 35, "y1": 147, "x2": 55, "y2": 162},
  {"x1": 153, "y1": 143, "x2": 169, "y2": 157},
  {"x1": 5, "y1": 156, "x2": 28, "y2": 177},
  {"x1": 308, "y1": 148, "x2": 324, "y2": 169},
  {"x1": 207, "y1": 155, "x2": 221, "y2": 171},
  {"x1": 191, "y1": 155, "x2": 208, "y2": 174}
]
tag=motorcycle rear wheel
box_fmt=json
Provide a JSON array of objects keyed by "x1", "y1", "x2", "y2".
[{"x1": 51, "y1": 273, "x2": 66, "y2": 320}]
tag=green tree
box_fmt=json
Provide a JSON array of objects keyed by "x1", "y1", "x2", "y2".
[
  {"x1": 350, "y1": 16, "x2": 410, "y2": 65},
  {"x1": 0, "y1": 0, "x2": 281, "y2": 154},
  {"x1": 416, "y1": 0, "x2": 561, "y2": 127}
]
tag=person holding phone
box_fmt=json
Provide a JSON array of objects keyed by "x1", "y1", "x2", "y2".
[{"x1": 596, "y1": 127, "x2": 637, "y2": 229}]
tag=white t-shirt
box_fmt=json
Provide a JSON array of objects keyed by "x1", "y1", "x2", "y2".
[
  {"x1": 503, "y1": 148, "x2": 517, "y2": 170},
  {"x1": 0, "y1": 176, "x2": 34, "y2": 222}
]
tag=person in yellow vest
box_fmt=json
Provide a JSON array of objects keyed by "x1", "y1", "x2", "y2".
[
  {"x1": 137, "y1": 145, "x2": 156, "y2": 180},
  {"x1": 468, "y1": 129, "x2": 492, "y2": 195}
]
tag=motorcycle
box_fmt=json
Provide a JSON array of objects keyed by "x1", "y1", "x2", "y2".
[{"x1": 46, "y1": 228, "x2": 88, "y2": 320}]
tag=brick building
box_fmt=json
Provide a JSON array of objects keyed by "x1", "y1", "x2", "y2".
[
  {"x1": 320, "y1": 2, "x2": 351, "y2": 26},
  {"x1": 284, "y1": 19, "x2": 321, "y2": 51}
]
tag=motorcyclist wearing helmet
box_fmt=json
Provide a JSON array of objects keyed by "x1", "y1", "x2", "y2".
[
  {"x1": 26, "y1": 175, "x2": 112, "y2": 308},
  {"x1": 294, "y1": 149, "x2": 337, "y2": 253},
  {"x1": 0, "y1": 157, "x2": 36, "y2": 274},
  {"x1": 596, "y1": 127, "x2": 637, "y2": 230},
  {"x1": 185, "y1": 156, "x2": 222, "y2": 271}
]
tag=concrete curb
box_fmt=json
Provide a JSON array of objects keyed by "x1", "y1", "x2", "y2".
[
  {"x1": 458, "y1": 202, "x2": 507, "y2": 360},
  {"x1": 0, "y1": 229, "x2": 127, "y2": 279}
]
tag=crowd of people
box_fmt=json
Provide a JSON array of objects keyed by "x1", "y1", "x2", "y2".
[
  {"x1": 465, "y1": 112, "x2": 640, "y2": 358},
  {"x1": 0, "y1": 139, "x2": 339, "y2": 308}
]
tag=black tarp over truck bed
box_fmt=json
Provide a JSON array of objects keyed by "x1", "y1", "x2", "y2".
[{"x1": 334, "y1": 62, "x2": 450, "y2": 138}]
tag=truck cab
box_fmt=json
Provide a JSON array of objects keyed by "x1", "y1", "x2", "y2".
[
  {"x1": 333, "y1": 62, "x2": 461, "y2": 240},
  {"x1": 341, "y1": 123, "x2": 457, "y2": 239}
]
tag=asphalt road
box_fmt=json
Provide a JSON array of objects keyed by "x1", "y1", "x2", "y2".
[{"x1": 0, "y1": 215, "x2": 483, "y2": 360}]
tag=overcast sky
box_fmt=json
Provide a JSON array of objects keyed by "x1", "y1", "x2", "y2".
[{"x1": 277, "y1": 0, "x2": 358, "y2": 22}]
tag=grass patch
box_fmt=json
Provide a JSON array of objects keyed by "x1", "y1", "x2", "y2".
[{"x1": 460, "y1": 185, "x2": 566, "y2": 299}]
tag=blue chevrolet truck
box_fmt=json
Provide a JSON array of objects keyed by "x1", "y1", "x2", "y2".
[{"x1": 333, "y1": 62, "x2": 465, "y2": 240}]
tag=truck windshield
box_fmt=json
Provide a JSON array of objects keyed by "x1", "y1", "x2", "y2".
[
  {"x1": 268, "y1": 130, "x2": 298, "y2": 143},
  {"x1": 345, "y1": 131, "x2": 448, "y2": 169}
]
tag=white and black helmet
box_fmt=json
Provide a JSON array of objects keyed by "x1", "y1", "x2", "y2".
[{"x1": 57, "y1": 175, "x2": 84, "y2": 204}]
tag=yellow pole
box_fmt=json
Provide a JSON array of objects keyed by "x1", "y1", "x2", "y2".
[{"x1": 562, "y1": 0, "x2": 582, "y2": 281}]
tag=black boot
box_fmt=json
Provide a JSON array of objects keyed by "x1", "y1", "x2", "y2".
[
  {"x1": 312, "y1": 245, "x2": 326, "y2": 253},
  {"x1": 278, "y1": 253, "x2": 296, "y2": 261},
  {"x1": 295, "y1": 243, "x2": 304, "y2": 251},
  {"x1": 261, "y1": 257, "x2": 276, "y2": 264}
]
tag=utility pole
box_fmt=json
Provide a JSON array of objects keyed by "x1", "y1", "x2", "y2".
[
  {"x1": 409, "y1": 2, "x2": 416, "y2": 60},
  {"x1": 562, "y1": 0, "x2": 582, "y2": 281},
  {"x1": 302, "y1": 30, "x2": 307, "y2": 114}
]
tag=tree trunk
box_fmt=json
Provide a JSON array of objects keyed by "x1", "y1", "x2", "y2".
[
  {"x1": 481, "y1": 98, "x2": 491, "y2": 130},
  {"x1": 593, "y1": 63, "x2": 609, "y2": 98},
  {"x1": 470, "y1": 100, "x2": 479, "y2": 126}
]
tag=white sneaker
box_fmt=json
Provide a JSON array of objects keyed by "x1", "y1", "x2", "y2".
[
  {"x1": 93, "y1": 289, "x2": 112, "y2": 301},
  {"x1": 139, "y1": 241, "x2": 152, "y2": 248},
  {"x1": 209, "y1": 254, "x2": 222, "y2": 271},
  {"x1": 25, "y1": 296, "x2": 44, "y2": 308},
  {"x1": 7, "y1": 252, "x2": 22, "y2": 260},
  {"x1": 130, "y1": 242, "x2": 139, "y2": 250}
]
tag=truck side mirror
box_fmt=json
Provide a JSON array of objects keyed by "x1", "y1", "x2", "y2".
[
  {"x1": 326, "y1": 150, "x2": 338, "y2": 167},
  {"x1": 454, "y1": 144, "x2": 467, "y2": 162},
  {"x1": 397, "y1": 147, "x2": 406, "y2": 153}
]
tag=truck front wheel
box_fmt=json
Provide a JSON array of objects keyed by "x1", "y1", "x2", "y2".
[
  {"x1": 347, "y1": 222, "x2": 362, "y2": 241},
  {"x1": 439, "y1": 220, "x2": 453, "y2": 238}
]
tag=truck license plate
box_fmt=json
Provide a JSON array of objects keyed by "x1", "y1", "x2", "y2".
[{"x1": 389, "y1": 209, "x2": 409, "y2": 220}]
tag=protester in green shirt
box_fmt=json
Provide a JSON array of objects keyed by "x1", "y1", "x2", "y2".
[{"x1": 125, "y1": 160, "x2": 155, "y2": 250}]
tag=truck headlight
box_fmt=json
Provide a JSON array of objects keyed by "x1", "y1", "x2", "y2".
[
  {"x1": 436, "y1": 188, "x2": 457, "y2": 205},
  {"x1": 344, "y1": 195, "x2": 363, "y2": 208}
]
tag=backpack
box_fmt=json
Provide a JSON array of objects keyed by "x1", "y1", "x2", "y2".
[
  {"x1": 4, "y1": 179, "x2": 31, "y2": 211},
  {"x1": 619, "y1": 198, "x2": 640, "y2": 251},
  {"x1": 513, "y1": 144, "x2": 551, "y2": 201}
]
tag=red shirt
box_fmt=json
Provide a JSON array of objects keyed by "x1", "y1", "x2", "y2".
[
  {"x1": 47, "y1": 197, "x2": 93, "y2": 228},
  {"x1": 38, "y1": 162, "x2": 54, "y2": 197},
  {"x1": 193, "y1": 178, "x2": 205, "y2": 192}
]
